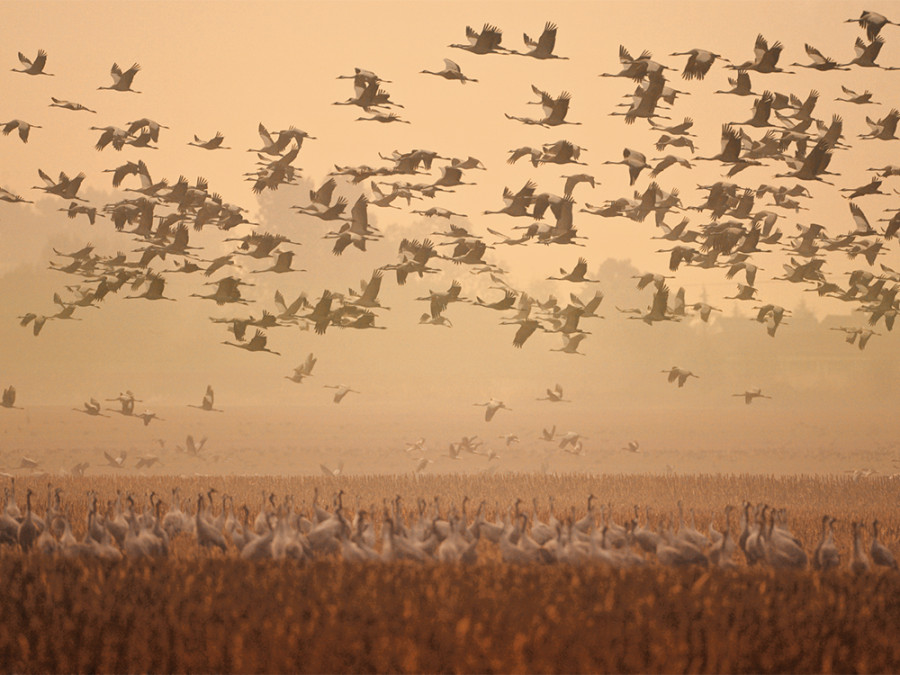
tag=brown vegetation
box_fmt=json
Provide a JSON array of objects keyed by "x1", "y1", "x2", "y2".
[{"x1": 1, "y1": 472, "x2": 898, "y2": 673}]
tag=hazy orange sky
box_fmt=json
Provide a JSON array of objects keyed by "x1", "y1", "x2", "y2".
[{"x1": 1, "y1": 1, "x2": 899, "y2": 473}]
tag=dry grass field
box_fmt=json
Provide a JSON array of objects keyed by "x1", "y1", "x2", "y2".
[{"x1": 1, "y1": 472, "x2": 899, "y2": 673}]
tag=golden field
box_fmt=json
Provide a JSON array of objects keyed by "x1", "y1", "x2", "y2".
[{"x1": 1, "y1": 472, "x2": 899, "y2": 674}]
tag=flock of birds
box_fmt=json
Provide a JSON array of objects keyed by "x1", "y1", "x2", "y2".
[
  {"x1": 2, "y1": 10, "x2": 900, "y2": 472},
  {"x1": 1, "y1": 481, "x2": 897, "y2": 571}
]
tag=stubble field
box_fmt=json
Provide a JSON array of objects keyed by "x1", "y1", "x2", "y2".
[{"x1": 1, "y1": 471, "x2": 899, "y2": 673}]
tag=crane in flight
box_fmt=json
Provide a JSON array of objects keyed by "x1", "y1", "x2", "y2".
[
  {"x1": 518, "y1": 22, "x2": 566, "y2": 60},
  {"x1": 547, "y1": 257, "x2": 598, "y2": 283},
  {"x1": 321, "y1": 461, "x2": 344, "y2": 477},
  {"x1": 0, "y1": 186, "x2": 33, "y2": 204},
  {"x1": 604, "y1": 148, "x2": 650, "y2": 185},
  {"x1": 473, "y1": 398, "x2": 510, "y2": 422},
  {"x1": 670, "y1": 48, "x2": 729, "y2": 80},
  {"x1": 74, "y1": 398, "x2": 108, "y2": 417},
  {"x1": 728, "y1": 34, "x2": 792, "y2": 74},
  {"x1": 630, "y1": 284, "x2": 677, "y2": 325},
  {"x1": 59, "y1": 201, "x2": 100, "y2": 225},
  {"x1": 1, "y1": 386, "x2": 21, "y2": 409},
  {"x1": 98, "y1": 62, "x2": 142, "y2": 92},
  {"x1": 831, "y1": 326, "x2": 880, "y2": 350},
  {"x1": 126, "y1": 275, "x2": 174, "y2": 301},
  {"x1": 846, "y1": 10, "x2": 899, "y2": 40},
  {"x1": 286, "y1": 353, "x2": 317, "y2": 384},
  {"x1": 733, "y1": 388, "x2": 771, "y2": 404},
  {"x1": 506, "y1": 86, "x2": 579, "y2": 127},
  {"x1": 188, "y1": 385, "x2": 223, "y2": 412},
  {"x1": 19, "y1": 456, "x2": 39, "y2": 470},
  {"x1": 325, "y1": 385, "x2": 360, "y2": 404},
  {"x1": 70, "y1": 462, "x2": 89, "y2": 476},
  {"x1": 103, "y1": 450, "x2": 127, "y2": 469},
  {"x1": 550, "y1": 332, "x2": 587, "y2": 355},
  {"x1": 176, "y1": 434, "x2": 207, "y2": 456},
  {"x1": 420, "y1": 59, "x2": 478, "y2": 83},
  {"x1": 18, "y1": 313, "x2": 48, "y2": 336},
  {"x1": 32, "y1": 169, "x2": 87, "y2": 201},
  {"x1": 450, "y1": 24, "x2": 509, "y2": 55},
  {"x1": 792, "y1": 44, "x2": 849, "y2": 71},
  {"x1": 419, "y1": 305, "x2": 453, "y2": 327},
  {"x1": 662, "y1": 367, "x2": 698, "y2": 388},
  {"x1": 333, "y1": 78, "x2": 401, "y2": 111},
  {"x1": 337, "y1": 67, "x2": 390, "y2": 84},
  {"x1": 49, "y1": 97, "x2": 95, "y2": 113},
  {"x1": 558, "y1": 431, "x2": 586, "y2": 452},
  {"x1": 127, "y1": 118, "x2": 168, "y2": 142},
  {"x1": 691, "y1": 302, "x2": 722, "y2": 323},
  {"x1": 223, "y1": 329, "x2": 280, "y2": 355},
  {"x1": 1, "y1": 119, "x2": 41, "y2": 143},
  {"x1": 836, "y1": 85, "x2": 878, "y2": 105},
  {"x1": 135, "y1": 455, "x2": 161, "y2": 469},
  {"x1": 135, "y1": 410, "x2": 162, "y2": 426},
  {"x1": 12, "y1": 50, "x2": 53, "y2": 76},
  {"x1": 107, "y1": 391, "x2": 139, "y2": 416},
  {"x1": 188, "y1": 132, "x2": 230, "y2": 150},
  {"x1": 537, "y1": 384, "x2": 570, "y2": 402}
]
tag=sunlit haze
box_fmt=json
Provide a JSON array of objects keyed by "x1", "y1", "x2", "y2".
[{"x1": 1, "y1": 0, "x2": 898, "y2": 476}]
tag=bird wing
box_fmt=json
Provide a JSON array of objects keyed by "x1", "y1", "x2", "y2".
[
  {"x1": 804, "y1": 43, "x2": 828, "y2": 65},
  {"x1": 273, "y1": 289, "x2": 289, "y2": 314},
  {"x1": 752, "y1": 34, "x2": 769, "y2": 63},
  {"x1": 120, "y1": 63, "x2": 141, "y2": 86},
  {"x1": 849, "y1": 202, "x2": 872, "y2": 234},
  {"x1": 33, "y1": 49, "x2": 48, "y2": 72},
  {"x1": 247, "y1": 329, "x2": 267, "y2": 349},
  {"x1": 349, "y1": 195, "x2": 369, "y2": 231},
  {"x1": 537, "y1": 22, "x2": 557, "y2": 54},
  {"x1": 512, "y1": 321, "x2": 538, "y2": 348},
  {"x1": 650, "y1": 285, "x2": 669, "y2": 318},
  {"x1": 567, "y1": 333, "x2": 587, "y2": 348},
  {"x1": 572, "y1": 257, "x2": 588, "y2": 279},
  {"x1": 507, "y1": 147, "x2": 536, "y2": 165},
  {"x1": 583, "y1": 291, "x2": 604, "y2": 313},
  {"x1": 257, "y1": 122, "x2": 275, "y2": 147}
]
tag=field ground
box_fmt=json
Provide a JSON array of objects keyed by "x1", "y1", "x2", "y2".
[{"x1": 1, "y1": 472, "x2": 899, "y2": 673}]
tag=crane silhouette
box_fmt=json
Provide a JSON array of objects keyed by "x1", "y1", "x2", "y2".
[
  {"x1": 188, "y1": 385, "x2": 223, "y2": 412},
  {"x1": 324, "y1": 385, "x2": 359, "y2": 403},
  {"x1": 421, "y1": 59, "x2": 478, "y2": 83},
  {"x1": 13, "y1": 50, "x2": 53, "y2": 76},
  {"x1": 98, "y1": 62, "x2": 141, "y2": 92},
  {"x1": 733, "y1": 388, "x2": 772, "y2": 404},
  {"x1": 473, "y1": 398, "x2": 510, "y2": 422},
  {"x1": 223, "y1": 329, "x2": 280, "y2": 355}
]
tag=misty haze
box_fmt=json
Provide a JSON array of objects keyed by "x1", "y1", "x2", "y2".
[{"x1": 2, "y1": 2, "x2": 900, "y2": 673}]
